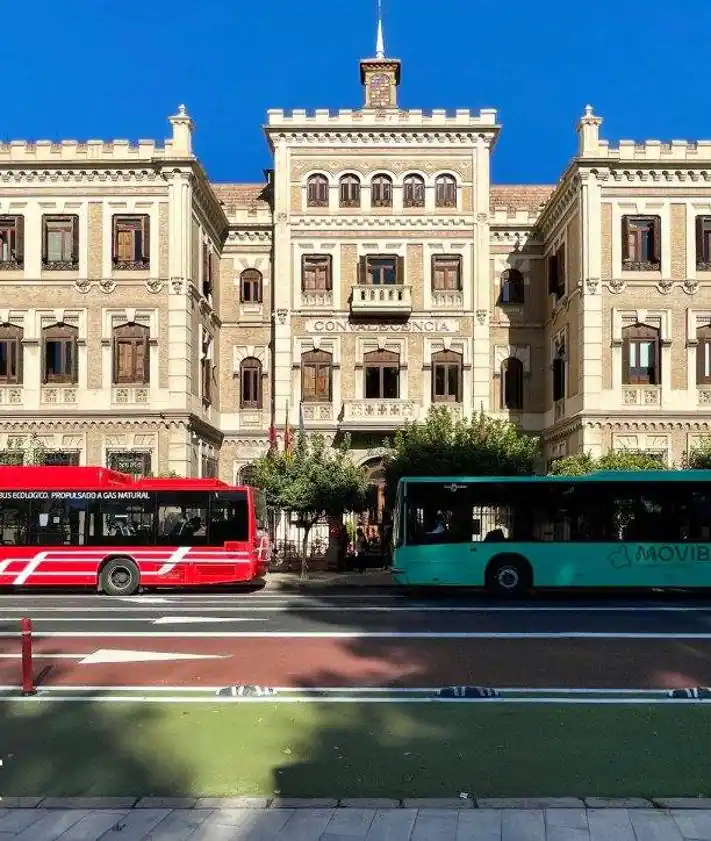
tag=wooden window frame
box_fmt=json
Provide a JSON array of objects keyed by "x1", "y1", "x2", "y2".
[
  {"x1": 621, "y1": 323, "x2": 660, "y2": 385},
  {"x1": 501, "y1": 268, "x2": 525, "y2": 304},
  {"x1": 432, "y1": 350, "x2": 462, "y2": 403},
  {"x1": 361, "y1": 254, "x2": 403, "y2": 286},
  {"x1": 0, "y1": 324, "x2": 23, "y2": 384},
  {"x1": 548, "y1": 246, "x2": 566, "y2": 298},
  {"x1": 501, "y1": 356, "x2": 524, "y2": 410},
  {"x1": 307, "y1": 175, "x2": 329, "y2": 208},
  {"x1": 240, "y1": 268, "x2": 263, "y2": 304},
  {"x1": 432, "y1": 255, "x2": 462, "y2": 292},
  {"x1": 403, "y1": 175, "x2": 425, "y2": 208},
  {"x1": 435, "y1": 175, "x2": 457, "y2": 209},
  {"x1": 112, "y1": 215, "x2": 150, "y2": 270},
  {"x1": 0, "y1": 216, "x2": 24, "y2": 270},
  {"x1": 364, "y1": 349, "x2": 400, "y2": 399},
  {"x1": 339, "y1": 175, "x2": 361, "y2": 208},
  {"x1": 622, "y1": 215, "x2": 661, "y2": 271},
  {"x1": 240, "y1": 358, "x2": 263, "y2": 409},
  {"x1": 301, "y1": 349, "x2": 333, "y2": 403},
  {"x1": 552, "y1": 342, "x2": 566, "y2": 402},
  {"x1": 371, "y1": 175, "x2": 393, "y2": 208},
  {"x1": 301, "y1": 255, "x2": 332, "y2": 291},
  {"x1": 112, "y1": 322, "x2": 150, "y2": 385},
  {"x1": 42, "y1": 215, "x2": 79, "y2": 270},
  {"x1": 696, "y1": 216, "x2": 711, "y2": 271},
  {"x1": 697, "y1": 325, "x2": 711, "y2": 385},
  {"x1": 42, "y1": 323, "x2": 78, "y2": 384}
]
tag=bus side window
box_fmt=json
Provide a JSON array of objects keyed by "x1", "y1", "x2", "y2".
[
  {"x1": 156, "y1": 492, "x2": 209, "y2": 546},
  {"x1": 210, "y1": 492, "x2": 249, "y2": 545},
  {"x1": 29, "y1": 497, "x2": 88, "y2": 546},
  {"x1": 0, "y1": 500, "x2": 29, "y2": 545},
  {"x1": 94, "y1": 498, "x2": 156, "y2": 545}
]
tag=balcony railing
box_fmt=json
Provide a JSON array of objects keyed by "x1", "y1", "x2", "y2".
[
  {"x1": 342, "y1": 399, "x2": 419, "y2": 428},
  {"x1": 350, "y1": 284, "x2": 412, "y2": 317},
  {"x1": 301, "y1": 402, "x2": 334, "y2": 424},
  {"x1": 431, "y1": 289, "x2": 463, "y2": 308}
]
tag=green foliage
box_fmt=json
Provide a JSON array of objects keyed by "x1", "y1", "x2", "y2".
[
  {"x1": 383, "y1": 407, "x2": 541, "y2": 499},
  {"x1": 683, "y1": 439, "x2": 711, "y2": 469},
  {"x1": 247, "y1": 433, "x2": 367, "y2": 577},
  {"x1": 0, "y1": 435, "x2": 46, "y2": 467},
  {"x1": 550, "y1": 450, "x2": 666, "y2": 475}
]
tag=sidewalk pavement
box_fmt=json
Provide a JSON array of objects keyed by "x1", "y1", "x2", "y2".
[{"x1": 1, "y1": 798, "x2": 711, "y2": 840}]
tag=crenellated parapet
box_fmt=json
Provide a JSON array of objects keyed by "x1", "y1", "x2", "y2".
[{"x1": 266, "y1": 107, "x2": 498, "y2": 127}]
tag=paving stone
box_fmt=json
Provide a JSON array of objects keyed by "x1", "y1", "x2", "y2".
[
  {"x1": 411, "y1": 808, "x2": 459, "y2": 840},
  {"x1": 324, "y1": 808, "x2": 376, "y2": 837},
  {"x1": 13, "y1": 809, "x2": 89, "y2": 841},
  {"x1": 402, "y1": 798, "x2": 473, "y2": 809},
  {"x1": 671, "y1": 810, "x2": 711, "y2": 841},
  {"x1": 585, "y1": 798, "x2": 653, "y2": 809},
  {"x1": 501, "y1": 809, "x2": 546, "y2": 841},
  {"x1": 654, "y1": 798, "x2": 711, "y2": 809},
  {"x1": 38, "y1": 797, "x2": 137, "y2": 809},
  {"x1": 0, "y1": 797, "x2": 43, "y2": 808},
  {"x1": 457, "y1": 809, "x2": 502, "y2": 841},
  {"x1": 271, "y1": 797, "x2": 338, "y2": 808},
  {"x1": 629, "y1": 810, "x2": 685, "y2": 841},
  {"x1": 134, "y1": 795, "x2": 197, "y2": 808},
  {"x1": 546, "y1": 809, "x2": 589, "y2": 830},
  {"x1": 225, "y1": 808, "x2": 293, "y2": 839},
  {"x1": 94, "y1": 808, "x2": 172, "y2": 841},
  {"x1": 49, "y1": 809, "x2": 129, "y2": 840},
  {"x1": 140, "y1": 809, "x2": 214, "y2": 841},
  {"x1": 195, "y1": 797, "x2": 271, "y2": 809},
  {"x1": 479, "y1": 798, "x2": 584, "y2": 809},
  {"x1": 366, "y1": 809, "x2": 418, "y2": 841},
  {"x1": 0, "y1": 808, "x2": 48, "y2": 833},
  {"x1": 340, "y1": 798, "x2": 401, "y2": 808},
  {"x1": 587, "y1": 809, "x2": 635, "y2": 841},
  {"x1": 275, "y1": 808, "x2": 335, "y2": 839}
]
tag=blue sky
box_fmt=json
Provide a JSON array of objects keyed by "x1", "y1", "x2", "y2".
[{"x1": 6, "y1": 0, "x2": 710, "y2": 186}]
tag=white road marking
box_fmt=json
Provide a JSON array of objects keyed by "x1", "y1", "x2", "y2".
[
  {"x1": 121, "y1": 597, "x2": 173, "y2": 604},
  {"x1": 77, "y1": 648, "x2": 229, "y2": 665},
  {"x1": 152, "y1": 616, "x2": 269, "y2": 625}
]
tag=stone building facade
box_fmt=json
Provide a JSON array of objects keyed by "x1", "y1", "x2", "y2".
[{"x1": 1, "y1": 45, "x2": 710, "y2": 496}]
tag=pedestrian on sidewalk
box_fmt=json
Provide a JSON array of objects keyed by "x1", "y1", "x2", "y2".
[{"x1": 355, "y1": 525, "x2": 368, "y2": 573}]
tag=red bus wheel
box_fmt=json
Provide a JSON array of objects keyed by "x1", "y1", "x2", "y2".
[{"x1": 99, "y1": 557, "x2": 140, "y2": 596}]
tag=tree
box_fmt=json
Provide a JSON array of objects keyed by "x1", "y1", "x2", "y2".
[
  {"x1": 0, "y1": 434, "x2": 46, "y2": 466},
  {"x1": 383, "y1": 407, "x2": 541, "y2": 500},
  {"x1": 550, "y1": 450, "x2": 666, "y2": 475},
  {"x1": 684, "y1": 439, "x2": 711, "y2": 469},
  {"x1": 248, "y1": 433, "x2": 367, "y2": 579}
]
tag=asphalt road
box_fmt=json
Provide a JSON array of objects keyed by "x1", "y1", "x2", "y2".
[{"x1": 3, "y1": 589, "x2": 711, "y2": 690}]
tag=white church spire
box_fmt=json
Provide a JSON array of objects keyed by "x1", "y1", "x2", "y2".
[{"x1": 375, "y1": 0, "x2": 385, "y2": 58}]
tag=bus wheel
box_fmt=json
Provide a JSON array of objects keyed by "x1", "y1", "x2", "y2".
[
  {"x1": 486, "y1": 555, "x2": 531, "y2": 597},
  {"x1": 99, "y1": 557, "x2": 140, "y2": 596}
]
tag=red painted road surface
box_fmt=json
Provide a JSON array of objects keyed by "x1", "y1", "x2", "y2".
[{"x1": 2, "y1": 636, "x2": 711, "y2": 689}]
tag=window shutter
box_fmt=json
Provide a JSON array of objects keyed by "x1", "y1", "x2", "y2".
[
  {"x1": 697, "y1": 216, "x2": 706, "y2": 266},
  {"x1": 71, "y1": 216, "x2": 79, "y2": 264},
  {"x1": 654, "y1": 333, "x2": 661, "y2": 385},
  {"x1": 652, "y1": 217, "x2": 661, "y2": 263},
  {"x1": 621, "y1": 339, "x2": 631, "y2": 385},
  {"x1": 697, "y1": 340, "x2": 706, "y2": 384},
  {"x1": 143, "y1": 216, "x2": 151, "y2": 262},
  {"x1": 621, "y1": 216, "x2": 631, "y2": 262},
  {"x1": 397, "y1": 255, "x2": 405, "y2": 285},
  {"x1": 326, "y1": 255, "x2": 333, "y2": 291},
  {"x1": 140, "y1": 338, "x2": 149, "y2": 384},
  {"x1": 16, "y1": 335, "x2": 23, "y2": 384},
  {"x1": 302, "y1": 364, "x2": 316, "y2": 401},
  {"x1": 71, "y1": 334, "x2": 79, "y2": 383},
  {"x1": 41, "y1": 218, "x2": 48, "y2": 264},
  {"x1": 358, "y1": 256, "x2": 366, "y2": 285},
  {"x1": 15, "y1": 217, "x2": 24, "y2": 265},
  {"x1": 112, "y1": 337, "x2": 119, "y2": 384},
  {"x1": 547, "y1": 255, "x2": 557, "y2": 294}
]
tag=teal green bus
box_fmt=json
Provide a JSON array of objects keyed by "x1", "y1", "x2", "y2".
[{"x1": 391, "y1": 472, "x2": 711, "y2": 594}]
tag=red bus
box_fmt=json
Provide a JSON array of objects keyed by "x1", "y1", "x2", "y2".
[{"x1": 0, "y1": 465, "x2": 270, "y2": 595}]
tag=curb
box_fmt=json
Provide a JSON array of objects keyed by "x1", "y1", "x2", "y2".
[{"x1": 3, "y1": 796, "x2": 711, "y2": 810}]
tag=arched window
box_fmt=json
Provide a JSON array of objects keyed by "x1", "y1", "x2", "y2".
[
  {"x1": 364, "y1": 349, "x2": 399, "y2": 399},
  {"x1": 501, "y1": 357, "x2": 524, "y2": 410},
  {"x1": 501, "y1": 269, "x2": 524, "y2": 304},
  {"x1": 240, "y1": 268, "x2": 262, "y2": 304},
  {"x1": 371, "y1": 174, "x2": 393, "y2": 208},
  {"x1": 622, "y1": 323, "x2": 660, "y2": 385},
  {"x1": 306, "y1": 174, "x2": 329, "y2": 208},
  {"x1": 113, "y1": 322, "x2": 150, "y2": 384},
  {"x1": 0, "y1": 323, "x2": 23, "y2": 384},
  {"x1": 432, "y1": 350, "x2": 462, "y2": 403},
  {"x1": 301, "y1": 349, "x2": 332, "y2": 402},
  {"x1": 697, "y1": 324, "x2": 711, "y2": 385},
  {"x1": 42, "y1": 323, "x2": 78, "y2": 384},
  {"x1": 435, "y1": 174, "x2": 457, "y2": 208},
  {"x1": 403, "y1": 174, "x2": 425, "y2": 208},
  {"x1": 339, "y1": 174, "x2": 361, "y2": 208},
  {"x1": 240, "y1": 357, "x2": 262, "y2": 409}
]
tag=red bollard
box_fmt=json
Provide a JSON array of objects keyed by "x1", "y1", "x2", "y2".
[{"x1": 20, "y1": 618, "x2": 35, "y2": 696}]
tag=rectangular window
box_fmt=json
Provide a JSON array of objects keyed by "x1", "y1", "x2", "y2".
[
  {"x1": 44, "y1": 337, "x2": 76, "y2": 383},
  {"x1": 41, "y1": 451, "x2": 80, "y2": 466},
  {"x1": 210, "y1": 491, "x2": 250, "y2": 544},
  {"x1": 302, "y1": 255, "x2": 332, "y2": 291},
  {"x1": 0, "y1": 499, "x2": 29, "y2": 545},
  {"x1": 622, "y1": 216, "x2": 661, "y2": 271},
  {"x1": 627, "y1": 339, "x2": 658, "y2": 384},
  {"x1": 0, "y1": 337, "x2": 21, "y2": 383},
  {"x1": 91, "y1": 496, "x2": 155, "y2": 546},
  {"x1": 240, "y1": 366, "x2": 261, "y2": 408},
  {"x1": 547, "y1": 246, "x2": 566, "y2": 297},
  {"x1": 365, "y1": 364, "x2": 399, "y2": 399},
  {"x1": 553, "y1": 355, "x2": 566, "y2": 402},
  {"x1": 112, "y1": 215, "x2": 150, "y2": 269},
  {"x1": 42, "y1": 216, "x2": 79, "y2": 269},
  {"x1": 202, "y1": 358, "x2": 212, "y2": 403},
  {"x1": 29, "y1": 497, "x2": 88, "y2": 546},
  {"x1": 697, "y1": 216, "x2": 711, "y2": 270},
  {"x1": 699, "y1": 340, "x2": 711, "y2": 384},
  {"x1": 107, "y1": 450, "x2": 152, "y2": 476},
  {"x1": 0, "y1": 216, "x2": 24, "y2": 268},
  {"x1": 365, "y1": 255, "x2": 399, "y2": 285},
  {"x1": 432, "y1": 256, "x2": 462, "y2": 291},
  {"x1": 157, "y1": 491, "x2": 208, "y2": 546},
  {"x1": 302, "y1": 363, "x2": 331, "y2": 401}
]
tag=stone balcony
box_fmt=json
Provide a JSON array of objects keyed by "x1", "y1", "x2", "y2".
[
  {"x1": 622, "y1": 386, "x2": 661, "y2": 407},
  {"x1": 341, "y1": 399, "x2": 419, "y2": 429},
  {"x1": 350, "y1": 284, "x2": 412, "y2": 317},
  {"x1": 300, "y1": 402, "x2": 335, "y2": 425},
  {"x1": 431, "y1": 289, "x2": 463, "y2": 309}
]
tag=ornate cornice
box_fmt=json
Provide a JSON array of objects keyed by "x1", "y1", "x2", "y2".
[
  {"x1": 268, "y1": 131, "x2": 493, "y2": 148},
  {"x1": 0, "y1": 168, "x2": 165, "y2": 185},
  {"x1": 291, "y1": 215, "x2": 473, "y2": 229},
  {"x1": 226, "y1": 229, "x2": 273, "y2": 244}
]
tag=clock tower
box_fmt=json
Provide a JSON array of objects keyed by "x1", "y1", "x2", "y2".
[{"x1": 360, "y1": 5, "x2": 401, "y2": 110}]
